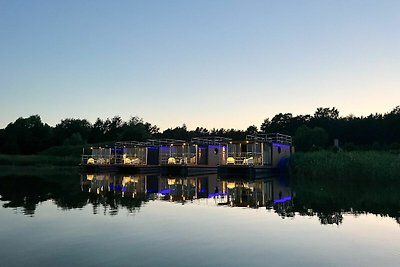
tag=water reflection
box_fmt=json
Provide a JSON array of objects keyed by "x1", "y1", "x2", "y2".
[
  {"x1": 215, "y1": 177, "x2": 293, "y2": 211},
  {"x1": 82, "y1": 173, "x2": 156, "y2": 215},
  {"x1": 81, "y1": 173, "x2": 295, "y2": 212},
  {"x1": 291, "y1": 176, "x2": 400, "y2": 226},
  {"x1": 0, "y1": 174, "x2": 86, "y2": 216},
  {"x1": 0, "y1": 172, "x2": 399, "y2": 226}
]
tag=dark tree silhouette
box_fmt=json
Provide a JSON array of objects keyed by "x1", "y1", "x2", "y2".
[{"x1": 0, "y1": 106, "x2": 399, "y2": 154}]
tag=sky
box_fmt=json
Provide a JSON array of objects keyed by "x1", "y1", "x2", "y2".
[{"x1": 0, "y1": 0, "x2": 399, "y2": 130}]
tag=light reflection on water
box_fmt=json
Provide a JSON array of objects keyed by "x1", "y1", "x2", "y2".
[
  {"x1": 81, "y1": 173, "x2": 294, "y2": 213},
  {"x1": 0, "y1": 171, "x2": 399, "y2": 267}
]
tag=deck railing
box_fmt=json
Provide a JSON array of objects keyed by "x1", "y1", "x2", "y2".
[
  {"x1": 81, "y1": 155, "x2": 112, "y2": 165},
  {"x1": 115, "y1": 141, "x2": 147, "y2": 147},
  {"x1": 246, "y1": 133, "x2": 292, "y2": 145},
  {"x1": 191, "y1": 136, "x2": 231, "y2": 145},
  {"x1": 159, "y1": 152, "x2": 198, "y2": 165},
  {"x1": 226, "y1": 152, "x2": 263, "y2": 166},
  {"x1": 266, "y1": 133, "x2": 292, "y2": 145},
  {"x1": 147, "y1": 139, "x2": 185, "y2": 145}
]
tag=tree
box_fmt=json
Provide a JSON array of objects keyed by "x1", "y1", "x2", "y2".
[
  {"x1": 89, "y1": 118, "x2": 106, "y2": 143},
  {"x1": 293, "y1": 125, "x2": 328, "y2": 151},
  {"x1": 54, "y1": 118, "x2": 91, "y2": 145},
  {"x1": 314, "y1": 107, "x2": 339, "y2": 120},
  {"x1": 245, "y1": 125, "x2": 258, "y2": 135},
  {"x1": 0, "y1": 115, "x2": 52, "y2": 154},
  {"x1": 260, "y1": 118, "x2": 271, "y2": 132},
  {"x1": 118, "y1": 116, "x2": 154, "y2": 141},
  {"x1": 267, "y1": 113, "x2": 294, "y2": 134}
]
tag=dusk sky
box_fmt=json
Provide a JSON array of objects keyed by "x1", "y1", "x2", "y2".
[{"x1": 1, "y1": 0, "x2": 399, "y2": 130}]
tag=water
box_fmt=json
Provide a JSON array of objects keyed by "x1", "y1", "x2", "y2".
[{"x1": 0, "y1": 169, "x2": 399, "y2": 267}]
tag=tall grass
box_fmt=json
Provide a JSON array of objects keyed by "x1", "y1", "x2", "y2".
[
  {"x1": 0, "y1": 143, "x2": 107, "y2": 167},
  {"x1": 0, "y1": 154, "x2": 80, "y2": 167},
  {"x1": 39, "y1": 145, "x2": 85, "y2": 157},
  {"x1": 290, "y1": 150, "x2": 400, "y2": 181}
]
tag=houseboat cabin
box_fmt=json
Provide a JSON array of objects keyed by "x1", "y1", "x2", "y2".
[
  {"x1": 114, "y1": 141, "x2": 159, "y2": 166},
  {"x1": 156, "y1": 139, "x2": 195, "y2": 165},
  {"x1": 219, "y1": 133, "x2": 293, "y2": 178},
  {"x1": 81, "y1": 147, "x2": 117, "y2": 173},
  {"x1": 157, "y1": 137, "x2": 230, "y2": 167},
  {"x1": 225, "y1": 133, "x2": 292, "y2": 167},
  {"x1": 157, "y1": 137, "x2": 231, "y2": 176},
  {"x1": 83, "y1": 146, "x2": 112, "y2": 165},
  {"x1": 226, "y1": 136, "x2": 271, "y2": 166},
  {"x1": 191, "y1": 136, "x2": 230, "y2": 166},
  {"x1": 81, "y1": 141, "x2": 160, "y2": 173}
]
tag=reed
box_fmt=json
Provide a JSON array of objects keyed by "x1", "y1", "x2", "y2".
[{"x1": 289, "y1": 150, "x2": 400, "y2": 181}]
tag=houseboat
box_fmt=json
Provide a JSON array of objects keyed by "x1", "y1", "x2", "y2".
[
  {"x1": 158, "y1": 137, "x2": 231, "y2": 176},
  {"x1": 80, "y1": 146, "x2": 117, "y2": 173},
  {"x1": 218, "y1": 133, "x2": 293, "y2": 178},
  {"x1": 113, "y1": 141, "x2": 160, "y2": 173},
  {"x1": 80, "y1": 141, "x2": 160, "y2": 173}
]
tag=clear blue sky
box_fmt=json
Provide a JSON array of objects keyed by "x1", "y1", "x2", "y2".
[{"x1": 1, "y1": 0, "x2": 399, "y2": 130}]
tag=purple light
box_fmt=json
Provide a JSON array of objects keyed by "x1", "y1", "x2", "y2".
[
  {"x1": 159, "y1": 189, "x2": 170, "y2": 194},
  {"x1": 274, "y1": 196, "x2": 292, "y2": 204},
  {"x1": 208, "y1": 192, "x2": 227, "y2": 198},
  {"x1": 111, "y1": 185, "x2": 122, "y2": 190},
  {"x1": 146, "y1": 189, "x2": 158, "y2": 193},
  {"x1": 208, "y1": 145, "x2": 224, "y2": 149},
  {"x1": 272, "y1": 143, "x2": 290, "y2": 148}
]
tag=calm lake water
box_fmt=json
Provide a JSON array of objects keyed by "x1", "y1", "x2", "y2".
[{"x1": 0, "y1": 169, "x2": 399, "y2": 267}]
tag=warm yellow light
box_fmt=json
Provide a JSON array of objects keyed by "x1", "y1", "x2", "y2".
[
  {"x1": 227, "y1": 182, "x2": 236, "y2": 189},
  {"x1": 168, "y1": 179, "x2": 176, "y2": 185},
  {"x1": 167, "y1": 157, "x2": 176, "y2": 164},
  {"x1": 227, "y1": 157, "x2": 235, "y2": 164},
  {"x1": 122, "y1": 176, "x2": 132, "y2": 186},
  {"x1": 86, "y1": 174, "x2": 94, "y2": 181}
]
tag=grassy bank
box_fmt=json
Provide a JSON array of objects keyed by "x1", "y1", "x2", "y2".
[
  {"x1": 0, "y1": 154, "x2": 80, "y2": 167},
  {"x1": 289, "y1": 150, "x2": 400, "y2": 181},
  {"x1": 0, "y1": 144, "x2": 92, "y2": 167}
]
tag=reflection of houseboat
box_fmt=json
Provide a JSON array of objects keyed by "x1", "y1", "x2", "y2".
[
  {"x1": 158, "y1": 137, "x2": 230, "y2": 176},
  {"x1": 81, "y1": 173, "x2": 159, "y2": 198},
  {"x1": 80, "y1": 173, "x2": 219, "y2": 203},
  {"x1": 218, "y1": 133, "x2": 293, "y2": 178},
  {"x1": 157, "y1": 174, "x2": 218, "y2": 202},
  {"x1": 217, "y1": 176, "x2": 293, "y2": 209}
]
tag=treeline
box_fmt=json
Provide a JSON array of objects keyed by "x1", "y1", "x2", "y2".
[{"x1": 0, "y1": 106, "x2": 399, "y2": 155}]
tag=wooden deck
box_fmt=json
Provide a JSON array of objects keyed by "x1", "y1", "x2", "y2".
[
  {"x1": 80, "y1": 164, "x2": 159, "y2": 173},
  {"x1": 160, "y1": 165, "x2": 218, "y2": 176},
  {"x1": 217, "y1": 165, "x2": 279, "y2": 179}
]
